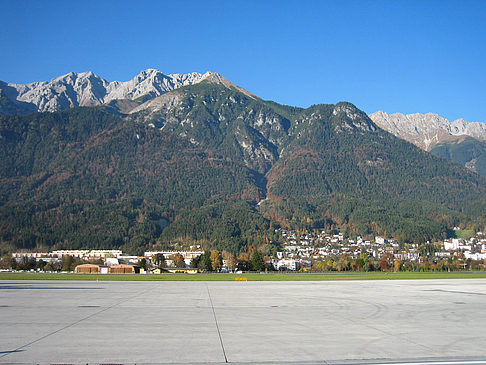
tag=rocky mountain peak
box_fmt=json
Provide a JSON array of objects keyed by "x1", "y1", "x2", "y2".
[
  {"x1": 0, "y1": 69, "x2": 216, "y2": 115},
  {"x1": 332, "y1": 102, "x2": 376, "y2": 132},
  {"x1": 199, "y1": 72, "x2": 258, "y2": 100}
]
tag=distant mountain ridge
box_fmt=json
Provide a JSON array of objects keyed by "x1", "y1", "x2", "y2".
[
  {"x1": 0, "y1": 69, "x2": 219, "y2": 115},
  {"x1": 369, "y1": 111, "x2": 486, "y2": 151},
  {"x1": 369, "y1": 111, "x2": 486, "y2": 176}
]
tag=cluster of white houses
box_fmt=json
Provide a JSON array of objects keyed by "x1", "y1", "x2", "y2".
[
  {"x1": 10, "y1": 230, "x2": 486, "y2": 272},
  {"x1": 275, "y1": 229, "x2": 486, "y2": 264}
]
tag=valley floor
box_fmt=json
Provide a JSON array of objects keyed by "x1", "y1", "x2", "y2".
[{"x1": 1, "y1": 271, "x2": 486, "y2": 281}]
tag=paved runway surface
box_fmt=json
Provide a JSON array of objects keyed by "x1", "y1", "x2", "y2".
[{"x1": 0, "y1": 279, "x2": 485, "y2": 365}]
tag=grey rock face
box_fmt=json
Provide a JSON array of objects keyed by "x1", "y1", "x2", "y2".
[
  {"x1": 0, "y1": 69, "x2": 214, "y2": 114},
  {"x1": 369, "y1": 111, "x2": 486, "y2": 151}
]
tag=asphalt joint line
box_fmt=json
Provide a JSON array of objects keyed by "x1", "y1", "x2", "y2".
[{"x1": 206, "y1": 284, "x2": 228, "y2": 363}]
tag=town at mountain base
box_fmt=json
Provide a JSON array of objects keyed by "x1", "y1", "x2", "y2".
[
  {"x1": 4, "y1": 230, "x2": 486, "y2": 273},
  {"x1": 0, "y1": 70, "x2": 485, "y2": 258}
]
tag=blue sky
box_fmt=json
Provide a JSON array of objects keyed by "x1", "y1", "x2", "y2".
[{"x1": 1, "y1": 0, "x2": 485, "y2": 122}]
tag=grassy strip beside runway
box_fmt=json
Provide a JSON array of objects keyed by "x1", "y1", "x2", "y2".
[{"x1": 1, "y1": 271, "x2": 486, "y2": 281}]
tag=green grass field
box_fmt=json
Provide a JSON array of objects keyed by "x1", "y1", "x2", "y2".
[{"x1": 1, "y1": 271, "x2": 486, "y2": 281}]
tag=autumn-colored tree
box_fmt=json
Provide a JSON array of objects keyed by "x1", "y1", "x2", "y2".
[
  {"x1": 325, "y1": 259, "x2": 335, "y2": 271},
  {"x1": 237, "y1": 252, "x2": 251, "y2": 271},
  {"x1": 0, "y1": 256, "x2": 15, "y2": 270},
  {"x1": 313, "y1": 261, "x2": 326, "y2": 272},
  {"x1": 338, "y1": 256, "x2": 350, "y2": 271},
  {"x1": 44, "y1": 261, "x2": 54, "y2": 272},
  {"x1": 393, "y1": 259, "x2": 402, "y2": 272},
  {"x1": 380, "y1": 258, "x2": 390, "y2": 271},
  {"x1": 61, "y1": 255, "x2": 75, "y2": 271},
  {"x1": 210, "y1": 250, "x2": 222, "y2": 271},
  {"x1": 44, "y1": 259, "x2": 61, "y2": 271},
  {"x1": 169, "y1": 253, "x2": 186, "y2": 268},
  {"x1": 222, "y1": 251, "x2": 236, "y2": 271},
  {"x1": 379, "y1": 253, "x2": 394, "y2": 271}
]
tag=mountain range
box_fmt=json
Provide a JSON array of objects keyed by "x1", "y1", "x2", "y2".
[
  {"x1": 1, "y1": 70, "x2": 485, "y2": 254},
  {"x1": 0, "y1": 69, "x2": 217, "y2": 115},
  {"x1": 369, "y1": 111, "x2": 486, "y2": 175}
]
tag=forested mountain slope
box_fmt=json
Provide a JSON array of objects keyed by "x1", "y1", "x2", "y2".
[
  {"x1": 1, "y1": 79, "x2": 485, "y2": 253},
  {"x1": 430, "y1": 136, "x2": 486, "y2": 177},
  {"x1": 265, "y1": 103, "x2": 486, "y2": 241}
]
